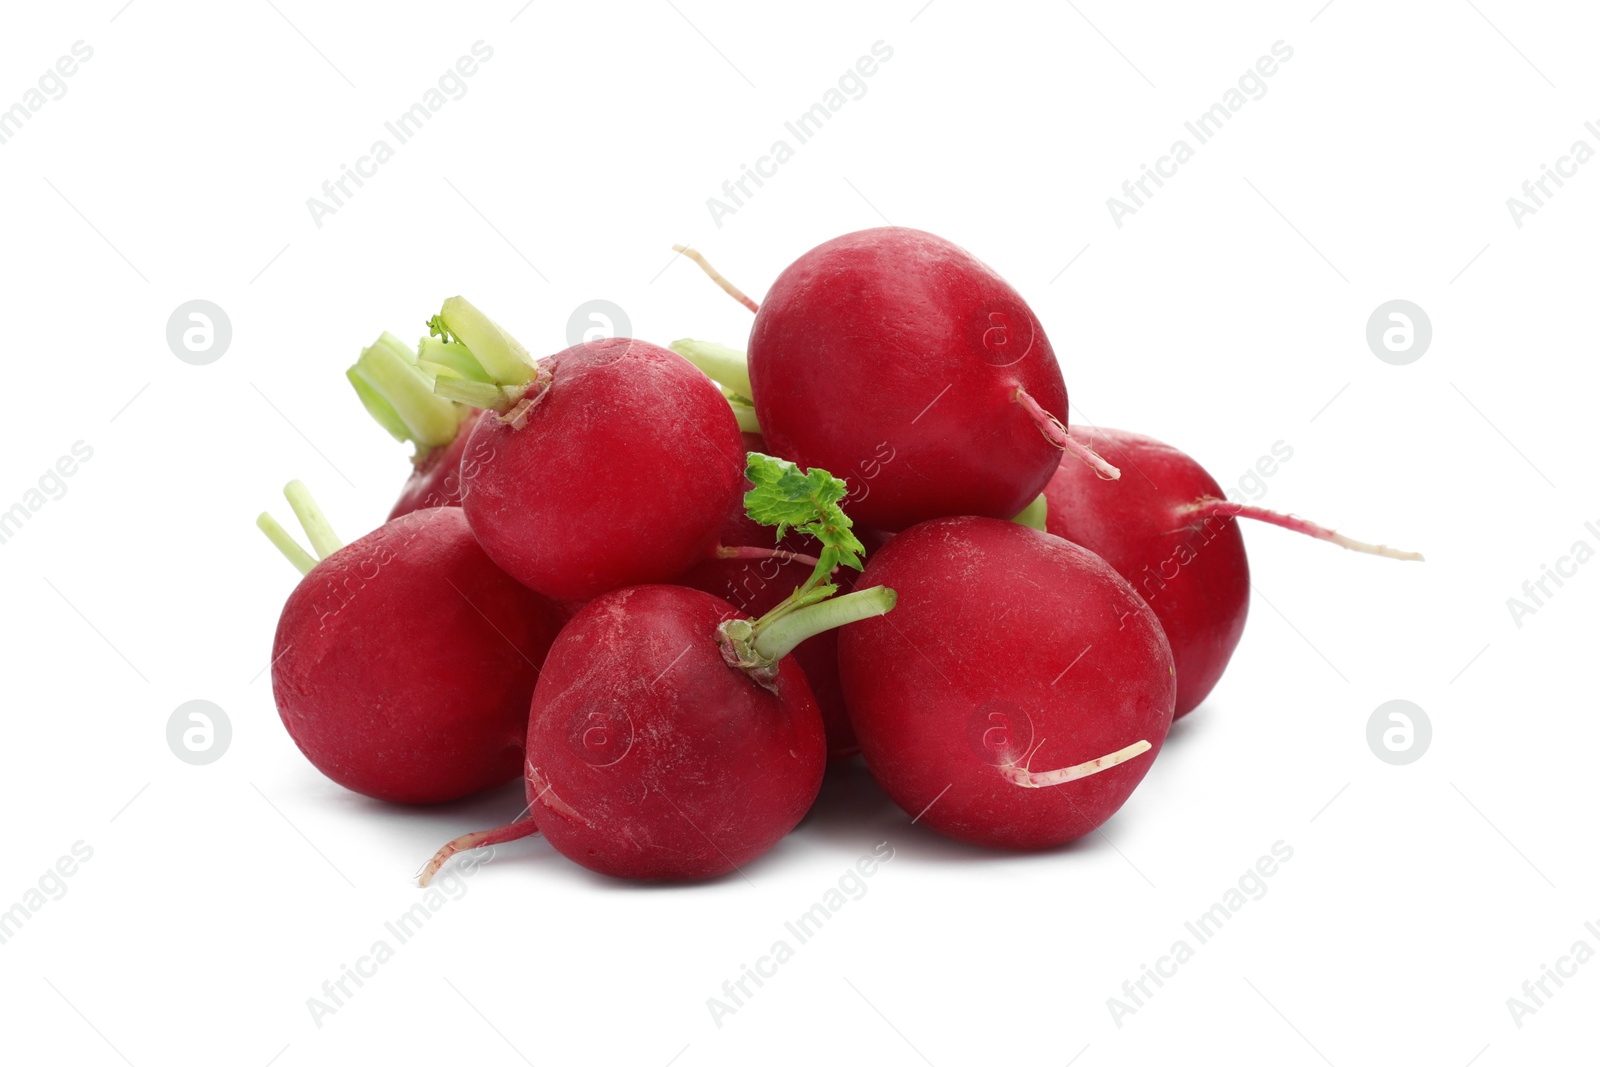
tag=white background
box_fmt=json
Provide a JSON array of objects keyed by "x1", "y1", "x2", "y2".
[{"x1": 1, "y1": 1, "x2": 1594, "y2": 1064}]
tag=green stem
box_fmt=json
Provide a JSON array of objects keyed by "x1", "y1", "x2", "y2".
[
  {"x1": 426, "y1": 297, "x2": 544, "y2": 416},
  {"x1": 284, "y1": 480, "x2": 343, "y2": 559},
  {"x1": 728, "y1": 398, "x2": 761, "y2": 435},
  {"x1": 258, "y1": 481, "x2": 343, "y2": 575},
  {"x1": 346, "y1": 332, "x2": 462, "y2": 450},
  {"x1": 1011, "y1": 493, "x2": 1047, "y2": 530},
  {"x1": 434, "y1": 377, "x2": 516, "y2": 410},
  {"x1": 417, "y1": 336, "x2": 493, "y2": 383},
  {"x1": 752, "y1": 586, "x2": 896, "y2": 661},
  {"x1": 718, "y1": 585, "x2": 896, "y2": 687},
  {"x1": 256, "y1": 513, "x2": 317, "y2": 575},
  {"x1": 670, "y1": 339, "x2": 753, "y2": 400},
  {"x1": 437, "y1": 296, "x2": 534, "y2": 386}
]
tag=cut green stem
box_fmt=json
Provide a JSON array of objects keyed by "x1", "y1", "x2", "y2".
[
  {"x1": 435, "y1": 296, "x2": 534, "y2": 385},
  {"x1": 670, "y1": 339, "x2": 754, "y2": 400},
  {"x1": 258, "y1": 481, "x2": 343, "y2": 575},
  {"x1": 285, "y1": 480, "x2": 342, "y2": 558},
  {"x1": 753, "y1": 586, "x2": 896, "y2": 662},
  {"x1": 728, "y1": 399, "x2": 761, "y2": 434},
  {"x1": 425, "y1": 297, "x2": 545, "y2": 419},
  {"x1": 417, "y1": 336, "x2": 493, "y2": 383},
  {"x1": 256, "y1": 513, "x2": 317, "y2": 575},
  {"x1": 346, "y1": 332, "x2": 463, "y2": 451},
  {"x1": 433, "y1": 378, "x2": 520, "y2": 410},
  {"x1": 1011, "y1": 493, "x2": 1048, "y2": 531}
]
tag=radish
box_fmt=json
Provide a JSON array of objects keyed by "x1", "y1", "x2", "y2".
[
  {"x1": 346, "y1": 331, "x2": 482, "y2": 519},
  {"x1": 1043, "y1": 426, "x2": 1423, "y2": 718},
  {"x1": 421, "y1": 298, "x2": 746, "y2": 601},
  {"x1": 419, "y1": 455, "x2": 897, "y2": 883},
  {"x1": 673, "y1": 232, "x2": 1119, "y2": 531},
  {"x1": 257, "y1": 484, "x2": 565, "y2": 804},
  {"x1": 837, "y1": 516, "x2": 1175, "y2": 849}
]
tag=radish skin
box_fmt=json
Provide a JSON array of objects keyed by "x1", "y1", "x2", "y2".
[
  {"x1": 838, "y1": 517, "x2": 1175, "y2": 849},
  {"x1": 686, "y1": 229, "x2": 1116, "y2": 529},
  {"x1": 261, "y1": 493, "x2": 566, "y2": 805},
  {"x1": 447, "y1": 331, "x2": 747, "y2": 601}
]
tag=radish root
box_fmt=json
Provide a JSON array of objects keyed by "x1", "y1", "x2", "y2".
[
  {"x1": 1015, "y1": 389, "x2": 1121, "y2": 480},
  {"x1": 713, "y1": 544, "x2": 823, "y2": 569},
  {"x1": 417, "y1": 815, "x2": 539, "y2": 887},
  {"x1": 1001, "y1": 739, "x2": 1152, "y2": 788},
  {"x1": 1184, "y1": 497, "x2": 1424, "y2": 561},
  {"x1": 672, "y1": 244, "x2": 760, "y2": 313}
]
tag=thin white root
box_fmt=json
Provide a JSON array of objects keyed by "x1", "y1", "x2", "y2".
[
  {"x1": 416, "y1": 814, "x2": 539, "y2": 887},
  {"x1": 1001, "y1": 739, "x2": 1152, "y2": 788},
  {"x1": 1183, "y1": 498, "x2": 1424, "y2": 562},
  {"x1": 672, "y1": 244, "x2": 760, "y2": 313},
  {"x1": 1323, "y1": 531, "x2": 1426, "y2": 562}
]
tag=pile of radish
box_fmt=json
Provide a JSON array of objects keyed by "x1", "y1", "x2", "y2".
[{"x1": 257, "y1": 226, "x2": 1420, "y2": 885}]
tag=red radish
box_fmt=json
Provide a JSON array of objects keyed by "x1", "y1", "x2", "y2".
[
  {"x1": 421, "y1": 298, "x2": 746, "y2": 601},
  {"x1": 837, "y1": 516, "x2": 1175, "y2": 849},
  {"x1": 1043, "y1": 426, "x2": 1423, "y2": 718},
  {"x1": 345, "y1": 331, "x2": 483, "y2": 519},
  {"x1": 257, "y1": 485, "x2": 565, "y2": 804},
  {"x1": 676, "y1": 230, "x2": 1119, "y2": 531},
  {"x1": 419, "y1": 456, "x2": 897, "y2": 884},
  {"x1": 515, "y1": 584, "x2": 826, "y2": 881}
]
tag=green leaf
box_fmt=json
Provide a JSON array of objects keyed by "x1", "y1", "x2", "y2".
[{"x1": 743, "y1": 453, "x2": 866, "y2": 574}]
